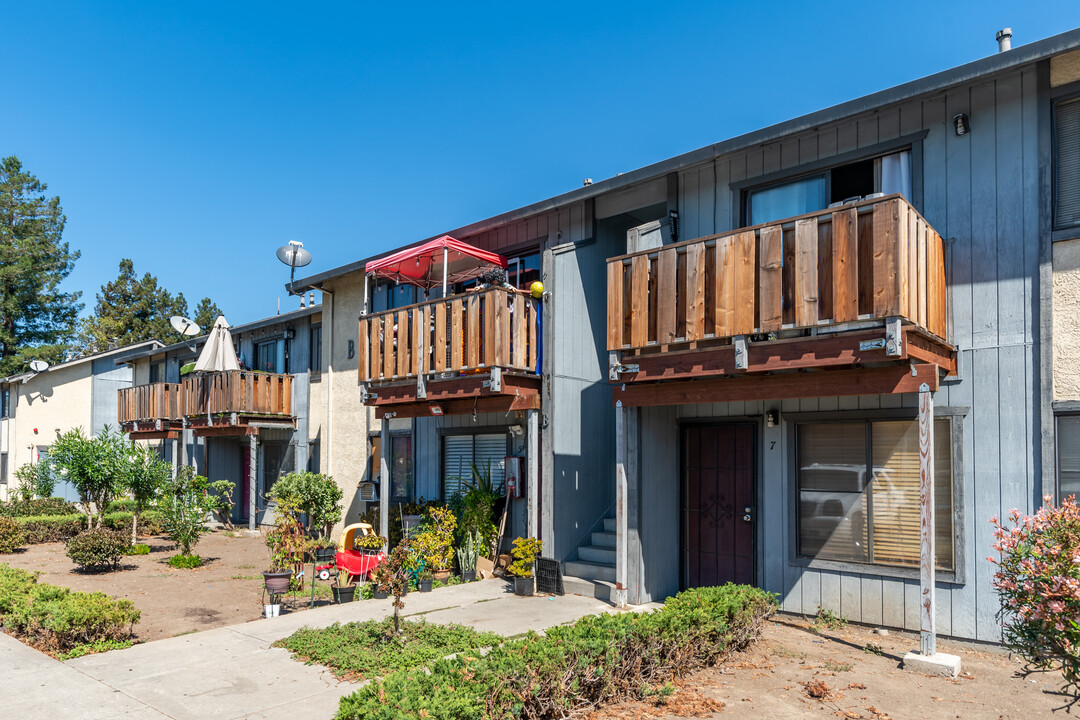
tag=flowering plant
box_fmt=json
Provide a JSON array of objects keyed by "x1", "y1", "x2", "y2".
[{"x1": 990, "y1": 495, "x2": 1080, "y2": 693}]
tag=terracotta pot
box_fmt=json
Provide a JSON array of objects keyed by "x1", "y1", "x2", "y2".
[
  {"x1": 263, "y1": 570, "x2": 292, "y2": 594},
  {"x1": 514, "y1": 576, "x2": 534, "y2": 596},
  {"x1": 434, "y1": 569, "x2": 451, "y2": 582}
]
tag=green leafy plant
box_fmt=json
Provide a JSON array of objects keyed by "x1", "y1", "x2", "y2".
[
  {"x1": 208, "y1": 479, "x2": 236, "y2": 530},
  {"x1": 863, "y1": 642, "x2": 884, "y2": 655},
  {"x1": 121, "y1": 441, "x2": 171, "y2": 545},
  {"x1": 355, "y1": 533, "x2": 386, "y2": 551},
  {"x1": 124, "y1": 544, "x2": 150, "y2": 556},
  {"x1": 0, "y1": 497, "x2": 77, "y2": 517},
  {"x1": 275, "y1": 619, "x2": 502, "y2": 680},
  {"x1": 267, "y1": 471, "x2": 342, "y2": 538},
  {"x1": 49, "y1": 426, "x2": 127, "y2": 528},
  {"x1": 508, "y1": 536, "x2": 542, "y2": 577},
  {"x1": 0, "y1": 517, "x2": 25, "y2": 553},
  {"x1": 0, "y1": 563, "x2": 140, "y2": 654},
  {"x1": 155, "y1": 466, "x2": 214, "y2": 557},
  {"x1": 448, "y1": 461, "x2": 500, "y2": 556},
  {"x1": 371, "y1": 538, "x2": 413, "y2": 634},
  {"x1": 414, "y1": 506, "x2": 456, "y2": 572},
  {"x1": 167, "y1": 554, "x2": 202, "y2": 569},
  {"x1": 455, "y1": 530, "x2": 481, "y2": 574},
  {"x1": 13, "y1": 514, "x2": 86, "y2": 543},
  {"x1": 13, "y1": 461, "x2": 55, "y2": 500},
  {"x1": 65, "y1": 527, "x2": 127, "y2": 571},
  {"x1": 812, "y1": 606, "x2": 847, "y2": 631},
  {"x1": 265, "y1": 497, "x2": 310, "y2": 578},
  {"x1": 335, "y1": 584, "x2": 777, "y2": 719},
  {"x1": 57, "y1": 639, "x2": 133, "y2": 660}
]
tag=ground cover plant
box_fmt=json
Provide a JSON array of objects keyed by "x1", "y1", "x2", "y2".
[
  {"x1": 335, "y1": 583, "x2": 777, "y2": 720},
  {"x1": 991, "y1": 494, "x2": 1080, "y2": 695},
  {"x1": 0, "y1": 563, "x2": 140, "y2": 655},
  {"x1": 275, "y1": 619, "x2": 502, "y2": 680}
]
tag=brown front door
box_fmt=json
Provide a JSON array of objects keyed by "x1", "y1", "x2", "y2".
[{"x1": 682, "y1": 424, "x2": 755, "y2": 588}]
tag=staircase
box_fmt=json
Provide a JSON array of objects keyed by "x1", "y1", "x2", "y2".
[{"x1": 563, "y1": 516, "x2": 617, "y2": 602}]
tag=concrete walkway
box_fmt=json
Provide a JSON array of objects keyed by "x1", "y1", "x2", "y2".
[{"x1": 1, "y1": 580, "x2": 647, "y2": 720}]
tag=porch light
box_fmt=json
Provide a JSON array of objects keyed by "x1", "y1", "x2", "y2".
[
  {"x1": 953, "y1": 113, "x2": 969, "y2": 136},
  {"x1": 766, "y1": 409, "x2": 779, "y2": 428}
]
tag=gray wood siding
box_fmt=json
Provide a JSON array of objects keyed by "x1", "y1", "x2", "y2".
[{"x1": 642, "y1": 67, "x2": 1045, "y2": 642}]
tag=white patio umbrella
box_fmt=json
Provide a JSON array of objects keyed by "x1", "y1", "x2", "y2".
[{"x1": 194, "y1": 316, "x2": 240, "y2": 372}]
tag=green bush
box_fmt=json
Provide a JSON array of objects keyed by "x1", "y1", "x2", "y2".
[
  {"x1": 14, "y1": 514, "x2": 86, "y2": 543},
  {"x1": 335, "y1": 584, "x2": 777, "y2": 720},
  {"x1": 0, "y1": 517, "x2": 24, "y2": 553},
  {"x1": 105, "y1": 499, "x2": 137, "y2": 513},
  {"x1": 267, "y1": 471, "x2": 343, "y2": 537},
  {"x1": 0, "y1": 563, "x2": 140, "y2": 654},
  {"x1": 0, "y1": 498, "x2": 78, "y2": 518},
  {"x1": 65, "y1": 528, "x2": 128, "y2": 571},
  {"x1": 167, "y1": 554, "x2": 202, "y2": 568},
  {"x1": 276, "y1": 619, "x2": 502, "y2": 679},
  {"x1": 124, "y1": 544, "x2": 150, "y2": 556},
  {"x1": 156, "y1": 467, "x2": 213, "y2": 556}
]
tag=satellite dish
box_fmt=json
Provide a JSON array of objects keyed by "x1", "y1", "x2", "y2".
[
  {"x1": 28, "y1": 360, "x2": 49, "y2": 373},
  {"x1": 170, "y1": 316, "x2": 201, "y2": 337},
  {"x1": 276, "y1": 240, "x2": 313, "y2": 295}
]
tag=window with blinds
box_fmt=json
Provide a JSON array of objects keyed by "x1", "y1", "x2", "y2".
[
  {"x1": 797, "y1": 418, "x2": 954, "y2": 571},
  {"x1": 443, "y1": 433, "x2": 507, "y2": 498},
  {"x1": 1056, "y1": 97, "x2": 1080, "y2": 230},
  {"x1": 1058, "y1": 415, "x2": 1080, "y2": 499}
]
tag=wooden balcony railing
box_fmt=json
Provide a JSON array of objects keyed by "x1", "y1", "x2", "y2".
[
  {"x1": 607, "y1": 194, "x2": 947, "y2": 354},
  {"x1": 181, "y1": 371, "x2": 293, "y2": 417},
  {"x1": 358, "y1": 286, "x2": 540, "y2": 384},
  {"x1": 117, "y1": 382, "x2": 183, "y2": 425}
]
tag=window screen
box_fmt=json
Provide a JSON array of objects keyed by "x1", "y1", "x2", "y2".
[
  {"x1": 748, "y1": 175, "x2": 827, "y2": 225},
  {"x1": 797, "y1": 418, "x2": 954, "y2": 571},
  {"x1": 1059, "y1": 415, "x2": 1080, "y2": 499},
  {"x1": 443, "y1": 433, "x2": 507, "y2": 498},
  {"x1": 1056, "y1": 97, "x2": 1080, "y2": 230}
]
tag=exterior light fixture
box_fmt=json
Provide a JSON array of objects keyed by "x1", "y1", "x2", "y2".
[
  {"x1": 766, "y1": 409, "x2": 779, "y2": 428},
  {"x1": 953, "y1": 113, "x2": 969, "y2": 136}
]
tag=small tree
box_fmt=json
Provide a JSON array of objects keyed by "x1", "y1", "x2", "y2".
[
  {"x1": 267, "y1": 471, "x2": 343, "y2": 538},
  {"x1": 372, "y1": 538, "x2": 413, "y2": 635},
  {"x1": 50, "y1": 427, "x2": 125, "y2": 528},
  {"x1": 120, "y1": 442, "x2": 171, "y2": 545},
  {"x1": 156, "y1": 466, "x2": 214, "y2": 558},
  {"x1": 209, "y1": 479, "x2": 236, "y2": 530},
  {"x1": 13, "y1": 460, "x2": 54, "y2": 501}
]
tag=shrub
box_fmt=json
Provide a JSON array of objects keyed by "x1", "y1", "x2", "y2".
[
  {"x1": 124, "y1": 544, "x2": 150, "y2": 555},
  {"x1": 13, "y1": 461, "x2": 55, "y2": 500},
  {"x1": 508, "y1": 536, "x2": 542, "y2": 577},
  {"x1": 14, "y1": 514, "x2": 86, "y2": 543},
  {"x1": 156, "y1": 467, "x2": 214, "y2": 556},
  {"x1": 105, "y1": 499, "x2": 137, "y2": 513},
  {"x1": 49, "y1": 426, "x2": 128, "y2": 527},
  {"x1": 0, "y1": 517, "x2": 25, "y2": 553},
  {"x1": 991, "y1": 495, "x2": 1080, "y2": 694},
  {"x1": 0, "y1": 563, "x2": 140, "y2": 654},
  {"x1": 335, "y1": 584, "x2": 777, "y2": 719},
  {"x1": 167, "y1": 554, "x2": 202, "y2": 569},
  {"x1": 0, "y1": 497, "x2": 78, "y2": 518},
  {"x1": 65, "y1": 528, "x2": 128, "y2": 571},
  {"x1": 268, "y1": 471, "x2": 343, "y2": 537},
  {"x1": 101, "y1": 511, "x2": 163, "y2": 536}
]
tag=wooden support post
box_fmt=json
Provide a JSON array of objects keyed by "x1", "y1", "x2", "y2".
[
  {"x1": 526, "y1": 409, "x2": 539, "y2": 540},
  {"x1": 379, "y1": 418, "x2": 390, "y2": 551},
  {"x1": 248, "y1": 433, "x2": 257, "y2": 532},
  {"x1": 919, "y1": 384, "x2": 936, "y2": 656},
  {"x1": 416, "y1": 310, "x2": 426, "y2": 399},
  {"x1": 614, "y1": 401, "x2": 629, "y2": 607}
]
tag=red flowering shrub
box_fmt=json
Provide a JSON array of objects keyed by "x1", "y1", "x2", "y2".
[{"x1": 991, "y1": 495, "x2": 1080, "y2": 692}]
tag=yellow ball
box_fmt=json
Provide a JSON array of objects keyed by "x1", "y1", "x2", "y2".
[{"x1": 530, "y1": 281, "x2": 544, "y2": 299}]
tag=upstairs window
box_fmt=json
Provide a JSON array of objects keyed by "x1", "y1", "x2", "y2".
[
  {"x1": 746, "y1": 150, "x2": 912, "y2": 226},
  {"x1": 255, "y1": 338, "x2": 287, "y2": 374},
  {"x1": 1055, "y1": 97, "x2": 1080, "y2": 230},
  {"x1": 309, "y1": 325, "x2": 322, "y2": 374}
]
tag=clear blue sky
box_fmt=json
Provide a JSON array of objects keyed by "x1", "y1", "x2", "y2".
[{"x1": 3, "y1": 2, "x2": 1076, "y2": 328}]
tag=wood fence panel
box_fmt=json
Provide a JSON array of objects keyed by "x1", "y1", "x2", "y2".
[{"x1": 759, "y1": 225, "x2": 783, "y2": 332}]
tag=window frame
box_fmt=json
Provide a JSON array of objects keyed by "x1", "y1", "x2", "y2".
[
  {"x1": 785, "y1": 407, "x2": 966, "y2": 585},
  {"x1": 309, "y1": 324, "x2": 322, "y2": 377},
  {"x1": 0, "y1": 386, "x2": 9, "y2": 418},
  {"x1": 1055, "y1": 410, "x2": 1080, "y2": 501},
  {"x1": 731, "y1": 131, "x2": 928, "y2": 228},
  {"x1": 439, "y1": 426, "x2": 510, "y2": 500},
  {"x1": 1053, "y1": 90, "x2": 1080, "y2": 235}
]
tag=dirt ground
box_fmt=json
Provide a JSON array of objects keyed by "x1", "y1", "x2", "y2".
[
  {"x1": 590, "y1": 615, "x2": 1070, "y2": 720},
  {"x1": 0, "y1": 530, "x2": 332, "y2": 642}
]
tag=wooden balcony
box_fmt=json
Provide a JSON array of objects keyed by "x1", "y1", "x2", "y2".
[
  {"x1": 358, "y1": 286, "x2": 541, "y2": 418},
  {"x1": 607, "y1": 195, "x2": 956, "y2": 407},
  {"x1": 118, "y1": 372, "x2": 295, "y2": 438},
  {"x1": 117, "y1": 382, "x2": 183, "y2": 438}
]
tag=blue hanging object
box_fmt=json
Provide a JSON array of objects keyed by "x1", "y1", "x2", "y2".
[{"x1": 535, "y1": 304, "x2": 543, "y2": 375}]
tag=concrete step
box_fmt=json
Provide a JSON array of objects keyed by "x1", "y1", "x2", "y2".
[
  {"x1": 562, "y1": 575, "x2": 617, "y2": 603},
  {"x1": 565, "y1": 559, "x2": 616, "y2": 583},
  {"x1": 602, "y1": 517, "x2": 616, "y2": 533},
  {"x1": 578, "y1": 545, "x2": 615, "y2": 565},
  {"x1": 591, "y1": 531, "x2": 616, "y2": 548}
]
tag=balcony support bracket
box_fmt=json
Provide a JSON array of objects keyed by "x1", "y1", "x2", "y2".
[
  {"x1": 734, "y1": 336, "x2": 749, "y2": 371},
  {"x1": 416, "y1": 374, "x2": 427, "y2": 400},
  {"x1": 482, "y1": 366, "x2": 503, "y2": 393},
  {"x1": 885, "y1": 317, "x2": 903, "y2": 358},
  {"x1": 360, "y1": 384, "x2": 378, "y2": 403},
  {"x1": 609, "y1": 351, "x2": 640, "y2": 380}
]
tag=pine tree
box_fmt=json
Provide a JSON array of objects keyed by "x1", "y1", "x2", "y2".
[
  {"x1": 0, "y1": 156, "x2": 82, "y2": 376},
  {"x1": 192, "y1": 297, "x2": 224, "y2": 330},
  {"x1": 80, "y1": 259, "x2": 190, "y2": 352}
]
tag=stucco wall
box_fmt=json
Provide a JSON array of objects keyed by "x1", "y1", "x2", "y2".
[{"x1": 1054, "y1": 239, "x2": 1080, "y2": 401}]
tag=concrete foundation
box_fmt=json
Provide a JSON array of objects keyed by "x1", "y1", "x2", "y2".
[{"x1": 902, "y1": 651, "x2": 962, "y2": 678}]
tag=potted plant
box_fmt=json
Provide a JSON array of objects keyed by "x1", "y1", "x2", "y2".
[
  {"x1": 417, "y1": 564, "x2": 434, "y2": 592},
  {"x1": 456, "y1": 530, "x2": 480, "y2": 582},
  {"x1": 509, "y1": 536, "x2": 542, "y2": 597},
  {"x1": 263, "y1": 499, "x2": 306, "y2": 596},
  {"x1": 355, "y1": 532, "x2": 386, "y2": 554},
  {"x1": 331, "y1": 571, "x2": 355, "y2": 603},
  {"x1": 416, "y1": 506, "x2": 457, "y2": 581}
]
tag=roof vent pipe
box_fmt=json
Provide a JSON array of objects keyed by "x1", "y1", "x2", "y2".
[{"x1": 996, "y1": 28, "x2": 1012, "y2": 53}]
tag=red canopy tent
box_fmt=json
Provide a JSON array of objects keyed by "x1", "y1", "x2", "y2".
[{"x1": 365, "y1": 235, "x2": 507, "y2": 291}]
